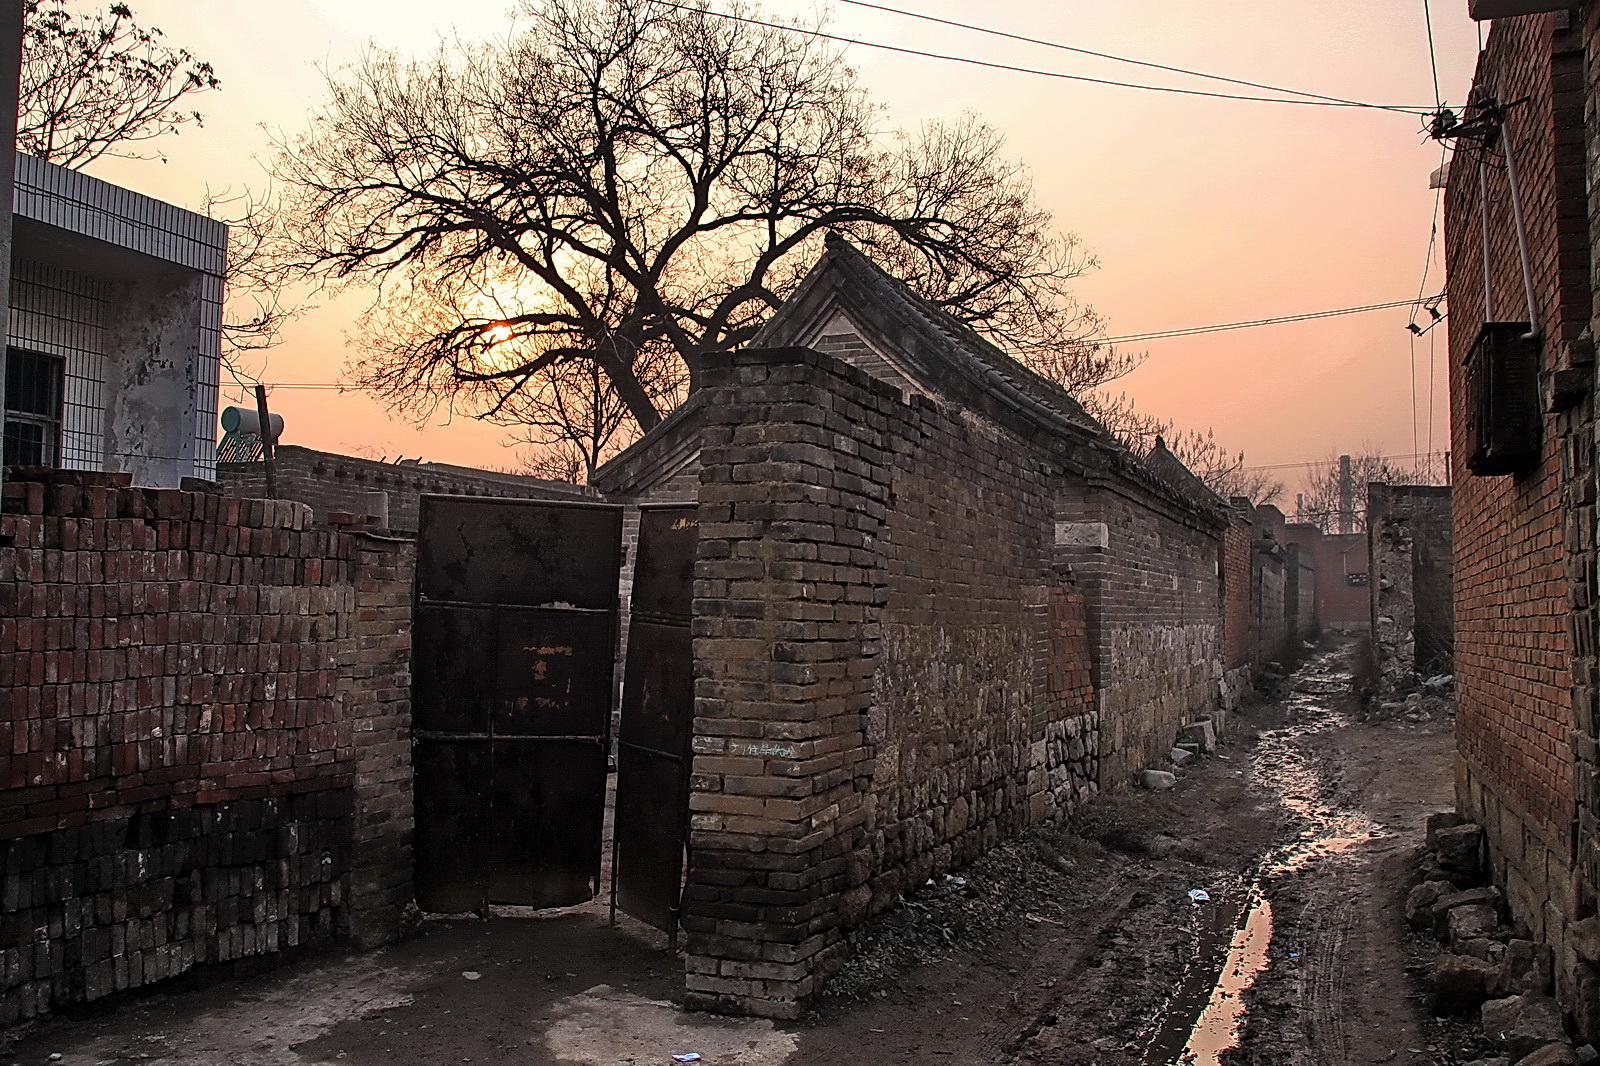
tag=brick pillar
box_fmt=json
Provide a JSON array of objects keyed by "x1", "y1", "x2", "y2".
[
  {"x1": 682, "y1": 346, "x2": 892, "y2": 1018},
  {"x1": 343, "y1": 532, "x2": 417, "y2": 946}
]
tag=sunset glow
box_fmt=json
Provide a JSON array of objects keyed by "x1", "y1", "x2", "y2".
[{"x1": 80, "y1": 0, "x2": 1481, "y2": 489}]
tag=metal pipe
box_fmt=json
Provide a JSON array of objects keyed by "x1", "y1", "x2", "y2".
[
  {"x1": 1499, "y1": 113, "x2": 1539, "y2": 331},
  {"x1": 1479, "y1": 152, "x2": 1493, "y2": 321}
]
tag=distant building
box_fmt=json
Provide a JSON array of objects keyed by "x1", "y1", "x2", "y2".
[{"x1": 3, "y1": 154, "x2": 225, "y2": 487}]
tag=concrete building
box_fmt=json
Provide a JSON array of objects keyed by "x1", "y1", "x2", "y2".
[{"x1": 3, "y1": 153, "x2": 224, "y2": 487}]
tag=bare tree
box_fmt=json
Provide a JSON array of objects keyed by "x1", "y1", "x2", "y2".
[
  {"x1": 1295, "y1": 449, "x2": 1446, "y2": 533},
  {"x1": 265, "y1": 0, "x2": 1106, "y2": 446},
  {"x1": 1071, "y1": 390, "x2": 1281, "y2": 505},
  {"x1": 18, "y1": 1, "x2": 219, "y2": 168}
]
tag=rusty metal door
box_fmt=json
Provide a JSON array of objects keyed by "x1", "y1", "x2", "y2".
[
  {"x1": 412, "y1": 496, "x2": 622, "y2": 913},
  {"x1": 611, "y1": 504, "x2": 698, "y2": 935}
]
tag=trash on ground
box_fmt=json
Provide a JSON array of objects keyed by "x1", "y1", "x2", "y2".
[
  {"x1": 1188, "y1": 889, "x2": 1211, "y2": 904},
  {"x1": 672, "y1": 1055, "x2": 703, "y2": 1063},
  {"x1": 462, "y1": 971, "x2": 481, "y2": 980}
]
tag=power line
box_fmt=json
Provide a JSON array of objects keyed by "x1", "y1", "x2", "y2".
[
  {"x1": 649, "y1": 1, "x2": 1436, "y2": 112},
  {"x1": 217, "y1": 294, "x2": 1452, "y2": 395},
  {"x1": 1101, "y1": 295, "x2": 1443, "y2": 345},
  {"x1": 1240, "y1": 449, "x2": 1447, "y2": 473},
  {"x1": 832, "y1": 0, "x2": 1423, "y2": 113},
  {"x1": 1423, "y1": 0, "x2": 1443, "y2": 110}
]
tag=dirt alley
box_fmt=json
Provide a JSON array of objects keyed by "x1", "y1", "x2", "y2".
[{"x1": 2, "y1": 637, "x2": 1468, "y2": 1066}]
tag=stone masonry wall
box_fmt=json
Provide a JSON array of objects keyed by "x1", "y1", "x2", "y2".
[
  {"x1": 1445, "y1": 8, "x2": 1599, "y2": 1037},
  {"x1": 0, "y1": 469, "x2": 413, "y2": 1022},
  {"x1": 1367, "y1": 484, "x2": 1454, "y2": 696},
  {"x1": 684, "y1": 346, "x2": 1090, "y2": 1018},
  {"x1": 1055, "y1": 481, "x2": 1222, "y2": 788}
]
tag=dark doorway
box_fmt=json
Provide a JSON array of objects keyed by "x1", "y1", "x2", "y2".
[{"x1": 611, "y1": 504, "x2": 699, "y2": 938}]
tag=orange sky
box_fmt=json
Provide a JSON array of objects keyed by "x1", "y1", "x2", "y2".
[{"x1": 86, "y1": 0, "x2": 1482, "y2": 495}]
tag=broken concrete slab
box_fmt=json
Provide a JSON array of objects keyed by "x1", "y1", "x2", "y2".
[
  {"x1": 1431, "y1": 953, "x2": 1499, "y2": 1014},
  {"x1": 1408, "y1": 880, "x2": 1458, "y2": 932},
  {"x1": 1434, "y1": 823, "x2": 1485, "y2": 875},
  {"x1": 1178, "y1": 719, "x2": 1217, "y2": 752},
  {"x1": 1426, "y1": 810, "x2": 1468, "y2": 849},
  {"x1": 1448, "y1": 905, "x2": 1500, "y2": 946},
  {"x1": 1513, "y1": 1045, "x2": 1579, "y2": 1066},
  {"x1": 1138, "y1": 769, "x2": 1176, "y2": 791},
  {"x1": 1169, "y1": 748, "x2": 1196, "y2": 769},
  {"x1": 1482, "y1": 994, "x2": 1568, "y2": 1061},
  {"x1": 1496, "y1": 940, "x2": 1555, "y2": 997}
]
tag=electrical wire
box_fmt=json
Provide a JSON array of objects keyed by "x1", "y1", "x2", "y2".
[
  {"x1": 1423, "y1": 0, "x2": 1443, "y2": 110},
  {"x1": 830, "y1": 0, "x2": 1420, "y2": 112},
  {"x1": 648, "y1": 1, "x2": 1437, "y2": 112},
  {"x1": 1240, "y1": 450, "x2": 1447, "y2": 473},
  {"x1": 1101, "y1": 296, "x2": 1443, "y2": 345},
  {"x1": 215, "y1": 294, "x2": 1451, "y2": 396}
]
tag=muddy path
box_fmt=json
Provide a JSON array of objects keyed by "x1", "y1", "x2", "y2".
[
  {"x1": 2, "y1": 638, "x2": 1456, "y2": 1066},
  {"x1": 803, "y1": 637, "x2": 1456, "y2": 1066}
]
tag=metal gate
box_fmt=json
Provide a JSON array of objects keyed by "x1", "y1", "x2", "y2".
[
  {"x1": 412, "y1": 496, "x2": 623, "y2": 913},
  {"x1": 611, "y1": 504, "x2": 699, "y2": 936}
]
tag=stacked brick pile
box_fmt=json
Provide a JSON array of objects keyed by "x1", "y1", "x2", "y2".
[{"x1": 0, "y1": 468, "x2": 410, "y2": 1023}]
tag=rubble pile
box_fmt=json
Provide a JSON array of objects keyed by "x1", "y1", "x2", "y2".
[{"x1": 1411, "y1": 813, "x2": 1596, "y2": 1066}]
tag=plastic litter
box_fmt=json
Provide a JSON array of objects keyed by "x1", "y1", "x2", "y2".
[
  {"x1": 462, "y1": 971, "x2": 481, "y2": 980},
  {"x1": 1187, "y1": 889, "x2": 1210, "y2": 904},
  {"x1": 945, "y1": 875, "x2": 967, "y2": 888},
  {"x1": 672, "y1": 1055, "x2": 703, "y2": 1063}
]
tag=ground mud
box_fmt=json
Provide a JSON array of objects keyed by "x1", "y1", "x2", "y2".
[{"x1": 2, "y1": 637, "x2": 1461, "y2": 1065}]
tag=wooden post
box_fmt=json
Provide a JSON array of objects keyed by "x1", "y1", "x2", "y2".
[{"x1": 254, "y1": 384, "x2": 278, "y2": 499}]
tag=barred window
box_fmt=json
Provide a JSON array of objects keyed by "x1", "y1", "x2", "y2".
[{"x1": 4, "y1": 348, "x2": 64, "y2": 467}]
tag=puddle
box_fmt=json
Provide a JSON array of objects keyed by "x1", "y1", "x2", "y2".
[
  {"x1": 1177, "y1": 892, "x2": 1273, "y2": 1066},
  {"x1": 1143, "y1": 641, "x2": 1371, "y2": 1065}
]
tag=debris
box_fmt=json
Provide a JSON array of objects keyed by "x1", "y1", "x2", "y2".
[
  {"x1": 462, "y1": 971, "x2": 481, "y2": 981},
  {"x1": 672, "y1": 1054, "x2": 703, "y2": 1063},
  {"x1": 1496, "y1": 940, "x2": 1554, "y2": 997},
  {"x1": 1434, "y1": 823, "x2": 1485, "y2": 876},
  {"x1": 1405, "y1": 879, "x2": 1456, "y2": 932},
  {"x1": 1138, "y1": 769, "x2": 1176, "y2": 791},
  {"x1": 1429, "y1": 953, "x2": 1497, "y2": 1015},
  {"x1": 1187, "y1": 889, "x2": 1210, "y2": 904},
  {"x1": 1169, "y1": 747, "x2": 1196, "y2": 769},
  {"x1": 1481, "y1": 993, "x2": 1567, "y2": 1060},
  {"x1": 1447, "y1": 904, "x2": 1500, "y2": 946}
]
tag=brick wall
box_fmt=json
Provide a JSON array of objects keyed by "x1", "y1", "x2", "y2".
[
  {"x1": 1053, "y1": 478, "x2": 1222, "y2": 787},
  {"x1": 0, "y1": 468, "x2": 414, "y2": 1022},
  {"x1": 218, "y1": 445, "x2": 592, "y2": 531},
  {"x1": 1250, "y1": 506, "x2": 1290, "y2": 668},
  {"x1": 1310, "y1": 531, "x2": 1370, "y2": 629},
  {"x1": 1222, "y1": 511, "x2": 1253, "y2": 670},
  {"x1": 1444, "y1": 8, "x2": 1598, "y2": 1039},
  {"x1": 684, "y1": 346, "x2": 1093, "y2": 1018}
]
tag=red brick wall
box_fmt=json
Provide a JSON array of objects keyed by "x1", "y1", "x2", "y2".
[
  {"x1": 1445, "y1": 12, "x2": 1581, "y2": 854},
  {"x1": 1444, "y1": 9, "x2": 1599, "y2": 1036},
  {"x1": 1222, "y1": 515, "x2": 1253, "y2": 670},
  {"x1": 1311, "y1": 532, "x2": 1369, "y2": 628}
]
